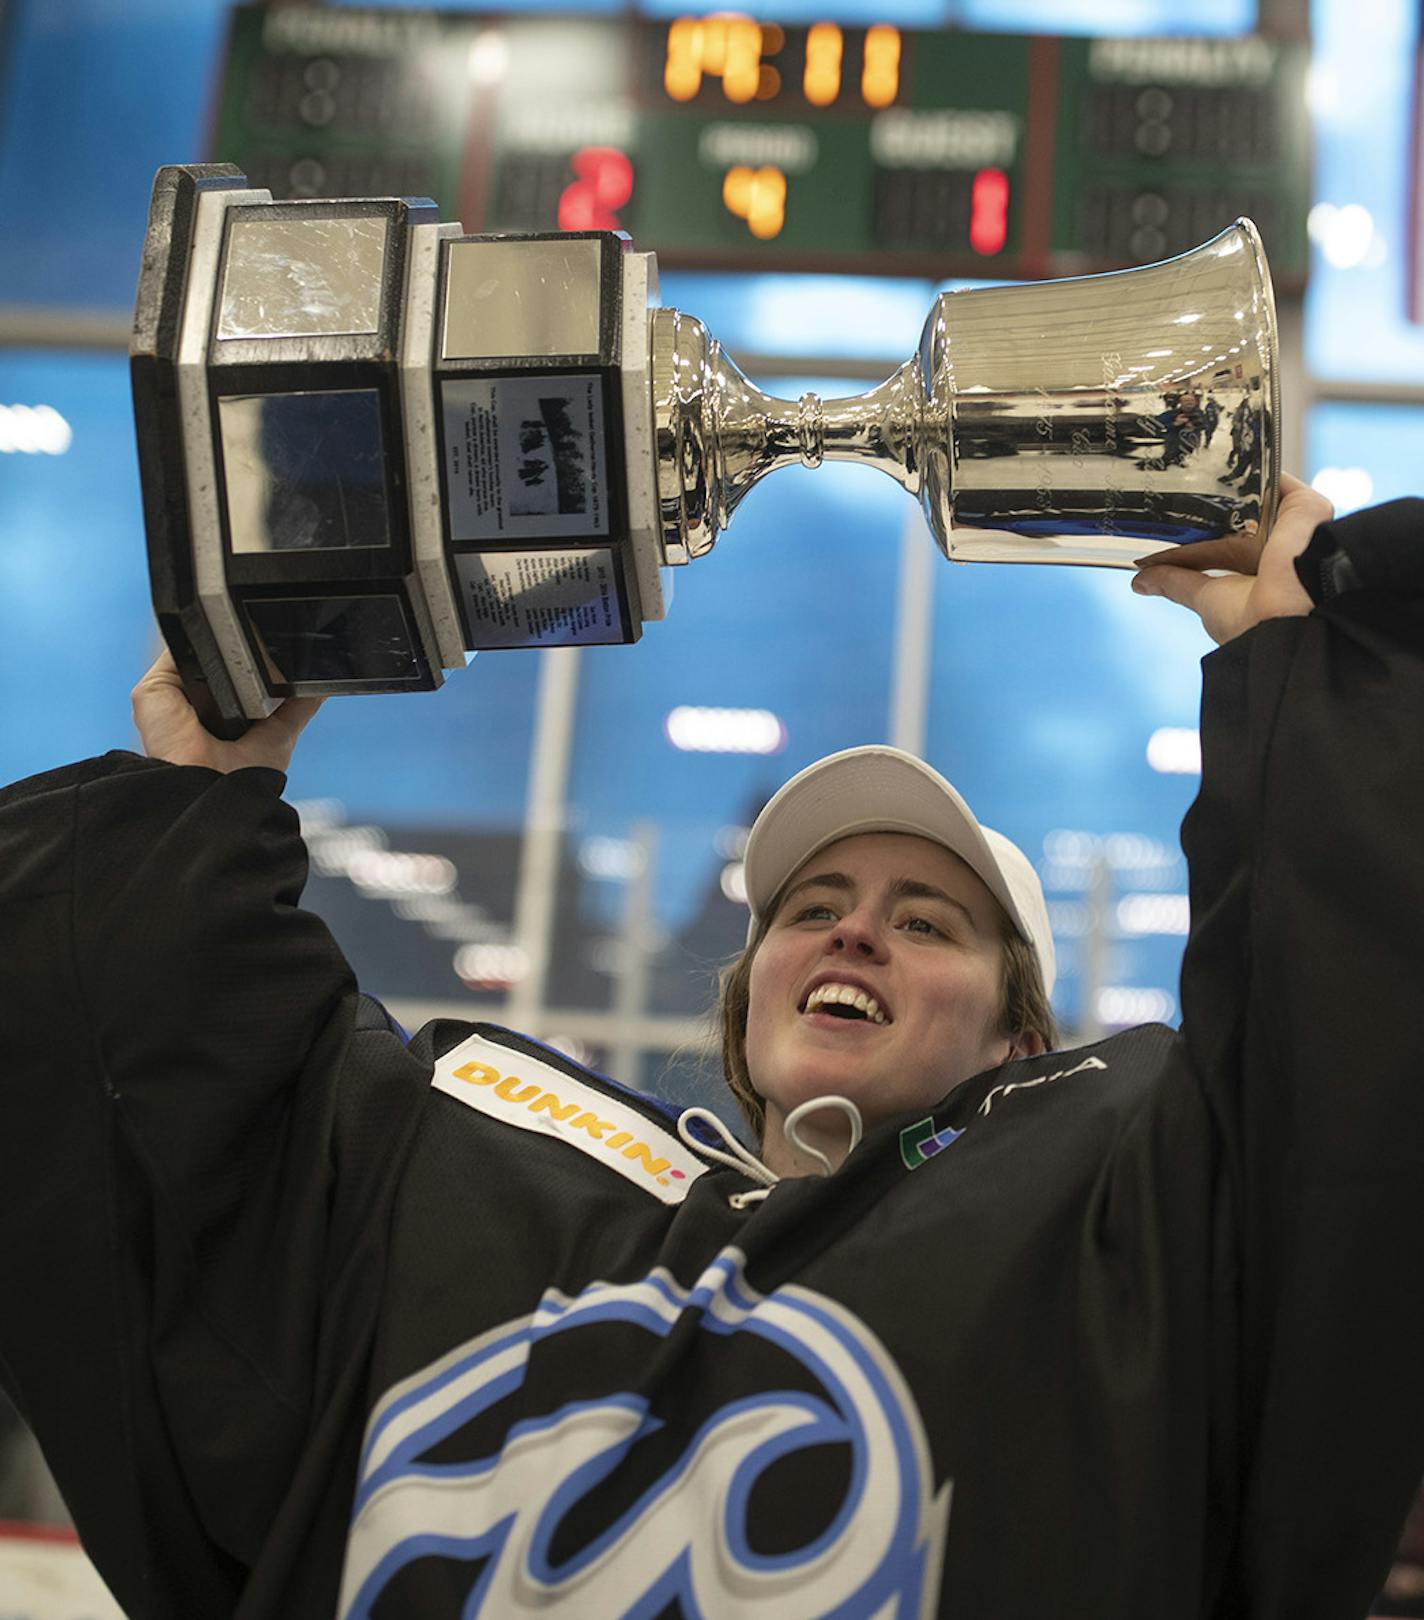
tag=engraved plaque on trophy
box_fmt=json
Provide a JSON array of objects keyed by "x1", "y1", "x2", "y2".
[{"x1": 132, "y1": 164, "x2": 1277, "y2": 737}]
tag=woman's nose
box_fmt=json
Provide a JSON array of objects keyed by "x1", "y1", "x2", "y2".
[{"x1": 829, "y1": 909, "x2": 888, "y2": 960}]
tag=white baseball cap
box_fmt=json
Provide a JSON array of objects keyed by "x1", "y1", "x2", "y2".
[{"x1": 741, "y1": 745, "x2": 1056, "y2": 996}]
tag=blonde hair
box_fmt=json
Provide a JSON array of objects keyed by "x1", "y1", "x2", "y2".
[{"x1": 717, "y1": 901, "x2": 1058, "y2": 1140}]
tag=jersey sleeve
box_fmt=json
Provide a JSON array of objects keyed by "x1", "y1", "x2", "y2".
[
  {"x1": 1178, "y1": 499, "x2": 1424, "y2": 1618},
  {"x1": 0, "y1": 751, "x2": 410, "y2": 1615}
]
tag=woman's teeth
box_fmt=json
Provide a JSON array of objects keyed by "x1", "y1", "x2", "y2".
[{"x1": 804, "y1": 983, "x2": 888, "y2": 1024}]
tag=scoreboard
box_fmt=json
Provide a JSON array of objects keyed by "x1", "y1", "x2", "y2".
[{"x1": 210, "y1": 7, "x2": 1311, "y2": 287}]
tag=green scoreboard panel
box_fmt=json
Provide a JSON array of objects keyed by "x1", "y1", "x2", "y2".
[{"x1": 210, "y1": 7, "x2": 1311, "y2": 288}]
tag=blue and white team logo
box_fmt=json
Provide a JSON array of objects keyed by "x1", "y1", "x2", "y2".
[{"x1": 338, "y1": 1247, "x2": 952, "y2": 1617}]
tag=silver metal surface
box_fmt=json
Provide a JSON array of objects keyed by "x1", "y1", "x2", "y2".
[
  {"x1": 652, "y1": 220, "x2": 1278, "y2": 569},
  {"x1": 442, "y1": 237, "x2": 603, "y2": 361},
  {"x1": 217, "y1": 215, "x2": 388, "y2": 340}
]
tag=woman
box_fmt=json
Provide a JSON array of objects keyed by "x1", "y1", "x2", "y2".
[
  {"x1": 2, "y1": 476, "x2": 1422, "y2": 1620},
  {"x1": 716, "y1": 740, "x2": 1058, "y2": 1180}
]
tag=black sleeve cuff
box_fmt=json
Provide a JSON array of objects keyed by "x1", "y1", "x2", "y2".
[
  {"x1": 1293, "y1": 498, "x2": 1424, "y2": 605},
  {"x1": 0, "y1": 750, "x2": 169, "y2": 812},
  {"x1": 0, "y1": 751, "x2": 286, "y2": 813}
]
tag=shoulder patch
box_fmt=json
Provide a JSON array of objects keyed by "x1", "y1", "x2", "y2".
[
  {"x1": 431, "y1": 1032, "x2": 708, "y2": 1204},
  {"x1": 899, "y1": 1117, "x2": 966, "y2": 1170}
]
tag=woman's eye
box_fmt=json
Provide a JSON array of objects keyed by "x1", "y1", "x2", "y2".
[
  {"x1": 794, "y1": 903, "x2": 837, "y2": 922},
  {"x1": 902, "y1": 915, "x2": 944, "y2": 937}
]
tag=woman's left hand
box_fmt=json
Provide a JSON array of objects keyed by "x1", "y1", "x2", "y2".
[
  {"x1": 1130, "y1": 472, "x2": 1330, "y2": 644},
  {"x1": 132, "y1": 646, "x2": 324, "y2": 774}
]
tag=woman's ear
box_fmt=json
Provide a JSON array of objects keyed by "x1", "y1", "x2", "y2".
[{"x1": 1006, "y1": 1029, "x2": 1047, "y2": 1062}]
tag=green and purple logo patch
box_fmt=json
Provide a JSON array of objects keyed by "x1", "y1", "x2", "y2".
[{"x1": 899, "y1": 1116, "x2": 966, "y2": 1170}]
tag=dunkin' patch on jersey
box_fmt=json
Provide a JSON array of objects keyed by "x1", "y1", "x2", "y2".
[{"x1": 432, "y1": 1033, "x2": 708, "y2": 1204}]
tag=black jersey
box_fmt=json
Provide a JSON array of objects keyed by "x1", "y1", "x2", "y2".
[{"x1": 1, "y1": 501, "x2": 1422, "y2": 1620}]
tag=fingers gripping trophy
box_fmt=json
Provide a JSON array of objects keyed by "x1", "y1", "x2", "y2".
[{"x1": 131, "y1": 163, "x2": 1279, "y2": 739}]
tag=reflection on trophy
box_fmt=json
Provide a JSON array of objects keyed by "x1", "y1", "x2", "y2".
[{"x1": 132, "y1": 163, "x2": 1278, "y2": 737}]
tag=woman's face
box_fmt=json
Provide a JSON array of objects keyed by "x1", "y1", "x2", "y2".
[{"x1": 746, "y1": 832, "x2": 1029, "y2": 1167}]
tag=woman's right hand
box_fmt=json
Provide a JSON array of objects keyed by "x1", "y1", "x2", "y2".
[
  {"x1": 1130, "y1": 472, "x2": 1329, "y2": 645},
  {"x1": 132, "y1": 646, "x2": 324, "y2": 774}
]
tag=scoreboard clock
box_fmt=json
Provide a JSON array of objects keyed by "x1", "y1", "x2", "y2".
[{"x1": 210, "y1": 6, "x2": 1311, "y2": 288}]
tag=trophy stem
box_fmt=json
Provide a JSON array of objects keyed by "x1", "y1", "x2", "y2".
[
  {"x1": 653, "y1": 307, "x2": 924, "y2": 566},
  {"x1": 785, "y1": 365, "x2": 926, "y2": 488}
]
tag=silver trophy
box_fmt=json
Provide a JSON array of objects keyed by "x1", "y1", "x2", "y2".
[{"x1": 133, "y1": 164, "x2": 1277, "y2": 737}]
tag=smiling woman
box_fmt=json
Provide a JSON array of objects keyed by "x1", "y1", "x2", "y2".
[
  {"x1": 749, "y1": 834, "x2": 1027, "y2": 1168},
  {"x1": 713, "y1": 748, "x2": 1061, "y2": 1172}
]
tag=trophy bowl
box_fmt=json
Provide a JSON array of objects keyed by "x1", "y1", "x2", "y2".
[
  {"x1": 131, "y1": 164, "x2": 1277, "y2": 736},
  {"x1": 655, "y1": 214, "x2": 1276, "y2": 568}
]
